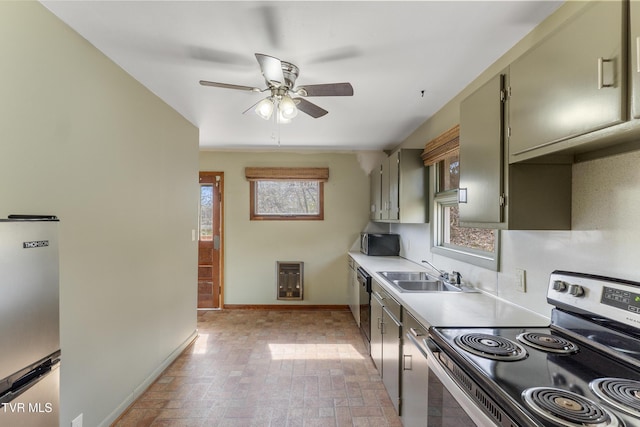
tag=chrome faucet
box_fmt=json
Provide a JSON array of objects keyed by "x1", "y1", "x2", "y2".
[
  {"x1": 421, "y1": 260, "x2": 462, "y2": 287},
  {"x1": 421, "y1": 259, "x2": 446, "y2": 278}
]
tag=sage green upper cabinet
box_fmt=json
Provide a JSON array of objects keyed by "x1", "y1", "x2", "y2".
[
  {"x1": 370, "y1": 164, "x2": 382, "y2": 220},
  {"x1": 370, "y1": 149, "x2": 427, "y2": 223},
  {"x1": 459, "y1": 70, "x2": 572, "y2": 230},
  {"x1": 459, "y1": 73, "x2": 505, "y2": 224},
  {"x1": 631, "y1": 0, "x2": 640, "y2": 119},
  {"x1": 509, "y1": 1, "x2": 626, "y2": 162},
  {"x1": 387, "y1": 151, "x2": 400, "y2": 221},
  {"x1": 380, "y1": 156, "x2": 392, "y2": 220}
]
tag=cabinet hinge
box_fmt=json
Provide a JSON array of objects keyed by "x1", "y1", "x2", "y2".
[
  {"x1": 499, "y1": 194, "x2": 506, "y2": 207},
  {"x1": 500, "y1": 87, "x2": 511, "y2": 102}
]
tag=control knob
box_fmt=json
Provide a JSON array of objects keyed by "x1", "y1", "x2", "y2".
[
  {"x1": 552, "y1": 280, "x2": 567, "y2": 292},
  {"x1": 568, "y1": 284, "x2": 585, "y2": 297}
]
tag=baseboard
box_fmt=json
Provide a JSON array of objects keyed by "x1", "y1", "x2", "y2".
[
  {"x1": 223, "y1": 304, "x2": 349, "y2": 311},
  {"x1": 102, "y1": 329, "x2": 198, "y2": 427}
]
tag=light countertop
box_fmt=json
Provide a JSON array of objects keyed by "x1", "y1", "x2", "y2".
[{"x1": 349, "y1": 251, "x2": 549, "y2": 329}]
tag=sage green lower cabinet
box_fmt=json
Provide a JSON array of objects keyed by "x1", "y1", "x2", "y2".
[
  {"x1": 401, "y1": 311, "x2": 429, "y2": 426},
  {"x1": 459, "y1": 70, "x2": 572, "y2": 230},
  {"x1": 382, "y1": 306, "x2": 401, "y2": 414},
  {"x1": 370, "y1": 280, "x2": 402, "y2": 414},
  {"x1": 370, "y1": 287, "x2": 384, "y2": 371}
]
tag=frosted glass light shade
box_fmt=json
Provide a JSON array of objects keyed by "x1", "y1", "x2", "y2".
[{"x1": 255, "y1": 97, "x2": 274, "y2": 120}]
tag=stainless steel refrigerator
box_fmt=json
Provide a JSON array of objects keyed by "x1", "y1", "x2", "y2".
[{"x1": 0, "y1": 216, "x2": 61, "y2": 426}]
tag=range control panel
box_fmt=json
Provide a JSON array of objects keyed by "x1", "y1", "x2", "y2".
[
  {"x1": 547, "y1": 271, "x2": 640, "y2": 328},
  {"x1": 602, "y1": 286, "x2": 640, "y2": 314}
]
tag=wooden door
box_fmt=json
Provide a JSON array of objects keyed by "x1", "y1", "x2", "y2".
[{"x1": 198, "y1": 172, "x2": 223, "y2": 309}]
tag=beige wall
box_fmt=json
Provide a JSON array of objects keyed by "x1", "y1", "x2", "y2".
[
  {"x1": 200, "y1": 151, "x2": 369, "y2": 305},
  {"x1": 0, "y1": 3, "x2": 199, "y2": 426}
]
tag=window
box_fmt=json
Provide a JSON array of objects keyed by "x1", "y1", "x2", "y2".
[
  {"x1": 199, "y1": 184, "x2": 213, "y2": 240},
  {"x1": 423, "y1": 126, "x2": 498, "y2": 270},
  {"x1": 245, "y1": 167, "x2": 328, "y2": 220}
]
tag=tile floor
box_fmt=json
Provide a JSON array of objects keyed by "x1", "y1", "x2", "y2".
[{"x1": 113, "y1": 309, "x2": 402, "y2": 427}]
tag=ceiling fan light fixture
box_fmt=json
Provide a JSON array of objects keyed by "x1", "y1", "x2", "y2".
[
  {"x1": 277, "y1": 109, "x2": 292, "y2": 124},
  {"x1": 279, "y1": 95, "x2": 298, "y2": 120},
  {"x1": 254, "y1": 97, "x2": 274, "y2": 120}
]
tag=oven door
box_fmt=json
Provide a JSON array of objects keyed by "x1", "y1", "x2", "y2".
[{"x1": 424, "y1": 338, "x2": 500, "y2": 427}]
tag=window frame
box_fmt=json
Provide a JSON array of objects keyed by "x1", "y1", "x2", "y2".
[
  {"x1": 249, "y1": 179, "x2": 325, "y2": 221},
  {"x1": 245, "y1": 167, "x2": 329, "y2": 221},
  {"x1": 431, "y1": 186, "x2": 499, "y2": 271}
]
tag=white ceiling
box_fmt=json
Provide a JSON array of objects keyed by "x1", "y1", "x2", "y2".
[{"x1": 42, "y1": 1, "x2": 562, "y2": 152}]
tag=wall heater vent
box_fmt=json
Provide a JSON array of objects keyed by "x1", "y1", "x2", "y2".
[{"x1": 277, "y1": 261, "x2": 303, "y2": 300}]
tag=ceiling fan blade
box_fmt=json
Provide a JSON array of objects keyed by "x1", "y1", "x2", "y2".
[
  {"x1": 199, "y1": 80, "x2": 261, "y2": 92},
  {"x1": 255, "y1": 53, "x2": 284, "y2": 87},
  {"x1": 295, "y1": 98, "x2": 328, "y2": 118},
  {"x1": 295, "y1": 83, "x2": 354, "y2": 97}
]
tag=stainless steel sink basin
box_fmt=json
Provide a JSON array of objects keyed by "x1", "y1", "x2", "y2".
[
  {"x1": 377, "y1": 271, "x2": 472, "y2": 293},
  {"x1": 394, "y1": 280, "x2": 461, "y2": 292},
  {"x1": 379, "y1": 271, "x2": 431, "y2": 281}
]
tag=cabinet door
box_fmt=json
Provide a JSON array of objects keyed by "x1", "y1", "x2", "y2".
[
  {"x1": 370, "y1": 292, "x2": 384, "y2": 372},
  {"x1": 370, "y1": 165, "x2": 382, "y2": 220},
  {"x1": 380, "y1": 158, "x2": 391, "y2": 220},
  {"x1": 382, "y1": 309, "x2": 401, "y2": 414},
  {"x1": 632, "y1": 1, "x2": 640, "y2": 119},
  {"x1": 509, "y1": 1, "x2": 625, "y2": 159},
  {"x1": 402, "y1": 334, "x2": 428, "y2": 426},
  {"x1": 387, "y1": 152, "x2": 400, "y2": 221},
  {"x1": 459, "y1": 72, "x2": 505, "y2": 223}
]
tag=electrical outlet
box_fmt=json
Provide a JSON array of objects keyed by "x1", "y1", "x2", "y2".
[
  {"x1": 515, "y1": 268, "x2": 527, "y2": 293},
  {"x1": 71, "y1": 413, "x2": 83, "y2": 427}
]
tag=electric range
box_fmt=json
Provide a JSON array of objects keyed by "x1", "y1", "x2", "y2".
[{"x1": 428, "y1": 271, "x2": 640, "y2": 427}]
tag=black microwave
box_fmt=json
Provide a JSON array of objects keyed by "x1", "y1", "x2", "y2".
[{"x1": 360, "y1": 233, "x2": 400, "y2": 256}]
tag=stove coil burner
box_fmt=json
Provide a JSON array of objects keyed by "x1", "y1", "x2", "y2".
[
  {"x1": 590, "y1": 378, "x2": 640, "y2": 418},
  {"x1": 523, "y1": 387, "x2": 620, "y2": 427},
  {"x1": 454, "y1": 333, "x2": 527, "y2": 361},
  {"x1": 516, "y1": 332, "x2": 579, "y2": 354}
]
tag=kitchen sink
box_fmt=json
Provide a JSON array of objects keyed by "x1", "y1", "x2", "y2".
[
  {"x1": 377, "y1": 271, "x2": 473, "y2": 293},
  {"x1": 379, "y1": 271, "x2": 431, "y2": 281},
  {"x1": 393, "y1": 280, "x2": 461, "y2": 292}
]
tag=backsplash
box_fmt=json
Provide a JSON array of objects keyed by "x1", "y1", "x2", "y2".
[{"x1": 392, "y1": 149, "x2": 640, "y2": 318}]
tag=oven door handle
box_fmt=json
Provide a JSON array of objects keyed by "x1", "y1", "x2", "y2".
[{"x1": 424, "y1": 338, "x2": 501, "y2": 427}]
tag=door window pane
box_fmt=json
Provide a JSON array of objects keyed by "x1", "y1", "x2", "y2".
[{"x1": 199, "y1": 184, "x2": 213, "y2": 241}]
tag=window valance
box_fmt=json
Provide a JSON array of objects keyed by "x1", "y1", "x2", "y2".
[
  {"x1": 244, "y1": 167, "x2": 329, "y2": 182},
  {"x1": 421, "y1": 125, "x2": 460, "y2": 166}
]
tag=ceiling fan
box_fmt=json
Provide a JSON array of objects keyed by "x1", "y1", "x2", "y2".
[{"x1": 199, "y1": 53, "x2": 353, "y2": 123}]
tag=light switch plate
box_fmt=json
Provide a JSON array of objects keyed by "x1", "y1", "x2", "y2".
[{"x1": 515, "y1": 268, "x2": 527, "y2": 293}]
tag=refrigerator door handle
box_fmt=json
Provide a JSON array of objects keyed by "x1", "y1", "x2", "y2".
[{"x1": 0, "y1": 357, "x2": 60, "y2": 404}]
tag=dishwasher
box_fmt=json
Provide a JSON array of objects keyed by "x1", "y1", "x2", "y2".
[{"x1": 401, "y1": 311, "x2": 429, "y2": 426}]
